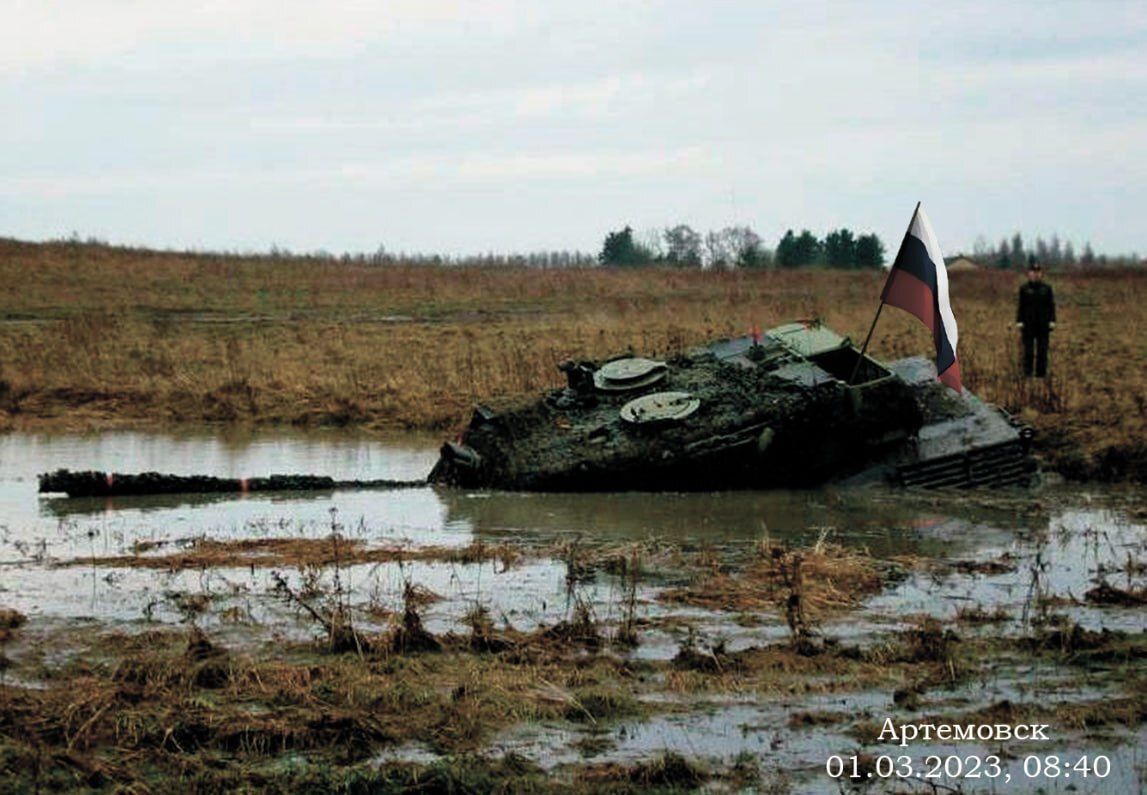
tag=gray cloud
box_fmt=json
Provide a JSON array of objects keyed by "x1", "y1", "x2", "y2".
[{"x1": 2, "y1": 1, "x2": 1144, "y2": 255}]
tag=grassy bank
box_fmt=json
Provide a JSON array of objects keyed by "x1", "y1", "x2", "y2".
[{"x1": 1, "y1": 237, "x2": 1144, "y2": 480}]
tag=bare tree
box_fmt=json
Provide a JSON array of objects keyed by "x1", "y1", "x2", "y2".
[
  {"x1": 704, "y1": 230, "x2": 732, "y2": 269},
  {"x1": 972, "y1": 235, "x2": 989, "y2": 259},
  {"x1": 663, "y1": 224, "x2": 702, "y2": 267}
]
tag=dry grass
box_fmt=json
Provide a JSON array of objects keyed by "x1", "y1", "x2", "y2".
[
  {"x1": 660, "y1": 542, "x2": 886, "y2": 619},
  {"x1": 0, "y1": 604, "x2": 978, "y2": 790},
  {"x1": 59, "y1": 536, "x2": 522, "y2": 572},
  {"x1": 0, "y1": 625, "x2": 644, "y2": 791},
  {"x1": 1, "y1": 237, "x2": 1144, "y2": 478}
]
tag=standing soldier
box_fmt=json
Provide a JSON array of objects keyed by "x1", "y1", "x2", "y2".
[{"x1": 1016, "y1": 259, "x2": 1056, "y2": 377}]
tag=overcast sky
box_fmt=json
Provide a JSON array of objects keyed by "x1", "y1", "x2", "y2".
[{"x1": 2, "y1": 1, "x2": 1144, "y2": 256}]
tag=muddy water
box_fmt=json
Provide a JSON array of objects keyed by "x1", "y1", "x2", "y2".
[
  {"x1": 0, "y1": 430, "x2": 447, "y2": 558},
  {"x1": 2, "y1": 430, "x2": 1144, "y2": 637},
  {"x1": 2, "y1": 431, "x2": 1146, "y2": 793},
  {"x1": 0, "y1": 430, "x2": 1031, "y2": 558},
  {"x1": 0, "y1": 431, "x2": 1013, "y2": 625}
]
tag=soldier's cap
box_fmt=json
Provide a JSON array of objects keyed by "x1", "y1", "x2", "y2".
[{"x1": 1027, "y1": 261, "x2": 1042, "y2": 271}]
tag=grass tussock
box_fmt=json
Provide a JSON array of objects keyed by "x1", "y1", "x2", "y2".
[
  {"x1": 60, "y1": 536, "x2": 523, "y2": 571},
  {"x1": 933, "y1": 678, "x2": 1147, "y2": 739},
  {"x1": 1021, "y1": 620, "x2": 1147, "y2": 665},
  {"x1": 662, "y1": 638, "x2": 934, "y2": 698},
  {"x1": 0, "y1": 624, "x2": 648, "y2": 792},
  {"x1": 660, "y1": 541, "x2": 885, "y2": 620},
  {"x1": 954, "y1": 604, "x2": 1012, "y2": 624},
  {"x1": 0, "y1": 609, "x2": 26, "y2": 645},
  {"x1": 1, "y1": 238, "x2": 1145, "y2": 479},
  {"x1": 581, "y1": 752, "x2": 709, "y2": 792}
]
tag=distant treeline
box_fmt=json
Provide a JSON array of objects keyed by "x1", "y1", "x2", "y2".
[
  {"x1": 962, "y1": 233, "x2": 1142, "y2": 271},
  {"x1": 598, "y1": 225, "x2": 885, "y2": 269},
  {"x1": 6, "y1": 230, "x2": 1142, "y2": 271},
  {"x1": 3, "y1": 234, "x2": 599, "y2": 269}
]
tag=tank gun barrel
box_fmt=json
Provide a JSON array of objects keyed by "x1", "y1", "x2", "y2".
[{"x1": 38, "y1": 469, "x2": 427, "y2": 498}]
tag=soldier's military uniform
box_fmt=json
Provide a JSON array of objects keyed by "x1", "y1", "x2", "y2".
[{"x1": 1016, "y1": 269, "x2": 1056, "y2": 377}]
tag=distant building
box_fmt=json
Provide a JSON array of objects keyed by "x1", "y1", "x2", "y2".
[{"x1": 945, "y1": 255, "x2": 981, "y2": 272}]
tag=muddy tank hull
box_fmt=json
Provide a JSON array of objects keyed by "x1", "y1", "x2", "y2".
[{"x1": 430, "y1": 322, "x2": 1036, "y2": 492}]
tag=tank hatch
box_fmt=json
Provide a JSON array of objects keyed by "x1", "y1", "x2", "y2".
[
  {"x1": 593, "y1": 357, "x2": 668, "y2": 392},
  {"x1": 620, "y1": 391, "x2": 701, "y2": 425},
  {"x1": 766, "y1": 322, "x2": 850, "y2": 357}
]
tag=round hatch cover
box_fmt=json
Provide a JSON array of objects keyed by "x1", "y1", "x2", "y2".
[
  {"x1": 620, "y1": 391, "x2": 701, "y2": 425},
  {"x1": 593, "y1": 357, "x2": 668, "y2": 391},
  {"x1": 598, "y1": 357, "x2": 663, "y2": 382}
]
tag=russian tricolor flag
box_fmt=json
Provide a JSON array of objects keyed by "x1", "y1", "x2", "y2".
[{"x1": 880, "y1": 204, "x2": 962, "y2": 392}]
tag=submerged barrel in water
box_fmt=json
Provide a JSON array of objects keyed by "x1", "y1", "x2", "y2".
[
  {"x1": 38, "y1": 470, "x2": 425, "y2": 498},
  {"x1": 429, "y1": 321, "x2": 1037, "y2": 491}
]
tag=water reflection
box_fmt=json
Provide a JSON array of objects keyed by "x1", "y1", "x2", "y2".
[
  {"x1": 1, "y1": 430, "x2": 445, "y2": 562},
  {"x1": 7, "y1": 430, "x2": 1036, "y2": 566},
  {"x1": 440, "y1": 489, "x2": 1037, "y2": 557},
  {"x1": 0, "y1": 428, "x2": 437, "y2": 480},
  {"x1": 2, "y1": 430, "x2": 1144, "y2": 640},
  {"x1": 35, "y1": 486, "x2": 1016, "y2": 557}
]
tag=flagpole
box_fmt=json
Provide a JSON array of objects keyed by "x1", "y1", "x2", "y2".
[
  {"x1": 848, "y1": 303, "x2": 886, "y2": 385},
  {"x1": 848, "y1": 201, "x2": 922, "y2": 385}
]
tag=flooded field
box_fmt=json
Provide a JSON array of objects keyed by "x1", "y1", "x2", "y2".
[{"x1": 1, "y1": 430, "x2": 1145, "y2": 793}]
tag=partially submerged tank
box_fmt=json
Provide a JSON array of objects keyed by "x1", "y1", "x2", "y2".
[{"x1": 429, "y1": 321, "x2": 1037, "y2": 491}]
